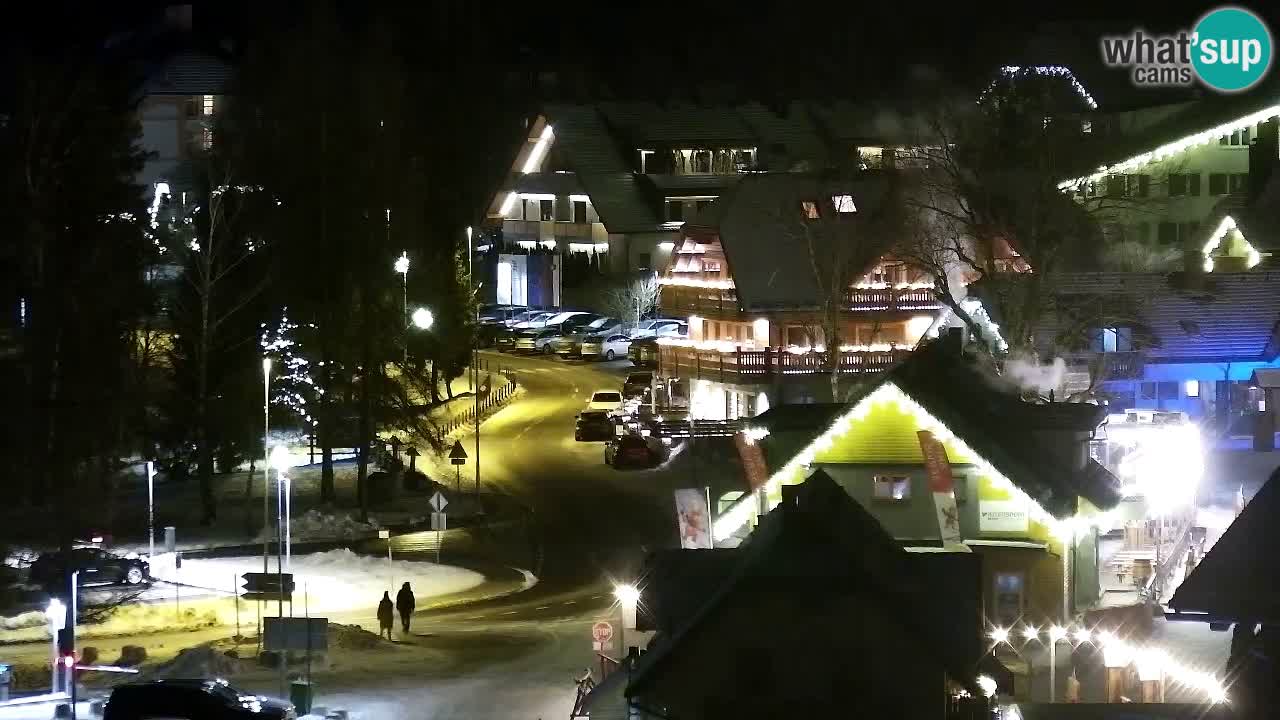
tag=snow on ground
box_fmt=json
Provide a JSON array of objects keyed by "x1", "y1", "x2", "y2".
[
  {"x1": 166, "y1": 549, "x2": 484, "y2": 614},
  {"x1": 252, "y1": 508, "x2": 383, "y2": 544}
]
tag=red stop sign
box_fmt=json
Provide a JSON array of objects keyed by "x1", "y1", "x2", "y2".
[{"x1": 592, "y1": 621, "x2": 614, "y2": 644}]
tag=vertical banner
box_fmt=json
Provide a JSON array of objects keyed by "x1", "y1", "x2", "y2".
[
  {"x1": 917, "y1": 430, "x2": 965, "y2": 548},
  {"x1": 733, "y1": 432, "x2": 770, "y2": 490},
  {"x1": 674, "y1": 488, "x2": 713, "y2": 549}
]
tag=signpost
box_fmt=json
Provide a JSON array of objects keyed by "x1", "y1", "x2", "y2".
[
  {"x1": 429, "y1": 491, "x2": 449, "y2": 564},
  {"x1": 449, "y1": 441, "x2": 468, "y2": 492},
  {"x1": 379, "y1": 529, "x2": 392, "y2": 591},
  {"x1": 591, "y1": 621, "x2": 614, "y2": 653}
]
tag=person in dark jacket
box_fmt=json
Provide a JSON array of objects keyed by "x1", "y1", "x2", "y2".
[
  {"x1": 395, "y1": 582, "x2": 415, "y2": 634},
  {"x1": 377, "y1": 591, "x2": 394, "y2": 640}
]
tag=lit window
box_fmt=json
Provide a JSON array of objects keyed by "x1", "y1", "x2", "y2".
[
  {"x1": 832, "y1": 195, "x2": 857, "y2": 213},
  {"x1": 801, "y1": 201, "x2": 820, "y2": 219},
  {"x1": 202, "y1": 95, "x2": 215, "y2": 115},
  {"x1": 1185, "y1": 380, "x2": 1200, "y2": 398},
  {"x1": 1081, "y1": 120, "x2": 1092, "y2": 134},
  {"x1": 1102, "y1": 327, "x2": 1118, "y2": 352},
  {"x1": 873, "y1": 475, "x2": 911, "y2": 501}
]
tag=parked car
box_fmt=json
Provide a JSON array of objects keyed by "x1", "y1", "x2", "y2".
[
  {"x1": 513, "y1": 328, "x2": 560, "y2": 354},
  {"x1": 605, "y1": 434, "x2": 658, "y2": 468},
  {"x1": 478, "y1": 304, "x2": 518, "y2": 324},
  {"x1": 501, "y1": 309, "x2": 543, "y2": 327},
  {"x1": 622, "y1": 371, "x2": 654, "y2": 400},
  {"x1": 628, "y1": 319, "x2": 687, "y2": 339},
  {"x1": 554, "y1": 317, "x2": 622, "y2": 357},
  {"x1": 581, "y1": 333, "x2": 633, "y2": 361},
  {"x1": 511, "y1": 311, "x2": 558, "y2": 329},
  {"x1": 477, "y1": 323, "x2": 510, "y2": 348},
  {"x1": 494, "y1": 328, "x2": 520, "y2": 353},
  {"x1": 29, "y1": 547, "x2": 150, "y2": 589},
  {"x1": 628, "y1": 337, "x2": 659, "y2": 367},
  {"x1": 575, "y1": 410, "x2": 616, "y2": 441},
  {"x1": 103, "y1": 679, "x2": 296, "y2": 720},
  {"x1": 586, "y1": 390, "x2": 625, "y2": 413}
]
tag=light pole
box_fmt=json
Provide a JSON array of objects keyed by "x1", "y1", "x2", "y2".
[
  {"x1": 613, "y1": 583, "x2": 640, "y2": 660},
  {"x1": 270, "y1": 446, "x2": 293, "y2": 571},
  {"x1": 468, "y1": 227, "x2": 481, "y2": 504},
  {"x1": 145, "y1": 461, "x2": 155, "y2": 560},
  {"x1": 395, "y1": 251, "x2": 410, "y2": 365},
  {"x1": 1048, "y1": 624, "x2": 1067, "y2": 703},
  {"x1": 44, "y1": 599, "x2": 65, "y2": 693},
  {"x1": 262, "y1": 357, "x2": 271, "y2": 577}
]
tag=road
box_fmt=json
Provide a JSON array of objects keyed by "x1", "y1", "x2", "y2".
[{"x1": 256, "y1": 352, "x2": 677, "y2": 719}]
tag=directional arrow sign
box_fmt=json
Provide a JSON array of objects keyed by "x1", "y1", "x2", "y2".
[{"x1": 430, "y1": 491, "x2": 449, "y2": 513}]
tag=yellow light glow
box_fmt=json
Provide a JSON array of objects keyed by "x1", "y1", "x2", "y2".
[
  {"x1": 521, "y1": 125, "x2": 554, "y2": 174},
  {"x1": 499, "y1": 192, "x2": 517, "y2": 216},
  {"x1": 1021, "y1": 625, "x2": 1040, "y2": 641},
  {"x1": 989, "y1": 627, "x2": 1010, "y2": 645},
  {"x1": 657, "y1": 276, "x2": 734, "y2": 290}
]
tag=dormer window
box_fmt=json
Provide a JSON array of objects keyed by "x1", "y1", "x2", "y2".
[
  {"x1": 801, "y1": 201, "x2": 820, "y2": 219},
  {"x1": 832, "y1": 195, "x2": 857, "y2": 214}
]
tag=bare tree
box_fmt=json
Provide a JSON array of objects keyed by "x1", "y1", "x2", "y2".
[{"x1": 602, "y1": 274, "x2": 661, "y2": 330}]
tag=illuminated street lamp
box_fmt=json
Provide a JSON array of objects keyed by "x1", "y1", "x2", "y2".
[
  {"x1": 614, "y1": 583, "x2": 640, "y2": 659},
  {"x1": 411, "y1": 307, "x2": 434, "y2": 331},
  {"x1": 989, "y1": 626, "x2": 1010, "y2": 645},
  {"x1": 270, "y1": 445, "x2": 293, "y2": 571},
  {"x1": 45, "y1": 599, "x2": 66, "y2": 693},
  {"x1": 395, "y1": 251, "x2": 410, "y2": 363}
]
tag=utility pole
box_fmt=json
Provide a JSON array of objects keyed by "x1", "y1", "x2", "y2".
[{"x1": 469, "y1": 227, "x2": 481, "y2": 503}]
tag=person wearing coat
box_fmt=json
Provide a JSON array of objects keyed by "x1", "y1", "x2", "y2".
[
  {"x1": 395, "y1": 582, "x2": 415, "y2": 634},
  {"x1": 377, "y1": 591, "x2": 394, "y2": 640}
]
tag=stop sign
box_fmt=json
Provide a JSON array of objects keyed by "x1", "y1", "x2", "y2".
[{"x1": 592, "y1": 621, "x2": 614, "y2": 645}]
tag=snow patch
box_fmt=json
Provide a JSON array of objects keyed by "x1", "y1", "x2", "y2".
[
  {"x1": 0, "y1": 610, "x2": 45, "y2": 631},
  {"x1": 253, "y1": 509, "x2": 383, "y2": 543},
  {"x1": 174, "y1": 549, "x2": 484, "y2": 613}
]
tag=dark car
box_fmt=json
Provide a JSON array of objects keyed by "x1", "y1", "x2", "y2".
[
  {"x1": 494, "y1": 327, "x2": 519, "y2": 353},
  {"x1": 622, "y1": 371, "x2": 653, "y2": 400},
  {"x1": 605, "y1": 435, "x2": 656, "y2": 468},
  {"x1": 477, "y1": 323, "x2": 509, "y2": 348},
  {"x1": 104, "y1": 679, "x2": 296, "y2": 720},
  {"x1": 628, "y1": 337, "x2": 659, "y2": 368},
  {"x1": 29, "y1": 547, "x2": 149, "y2": 589},
  {"x1": 575, "y1": 410, "x2": 616, "y2": 441}
]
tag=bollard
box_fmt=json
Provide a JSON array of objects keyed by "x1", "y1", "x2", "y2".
[{"x1": 164, "y1": 526, "x2": 176, "y2": 553}]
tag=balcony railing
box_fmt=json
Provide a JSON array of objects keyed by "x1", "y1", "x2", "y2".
[
  {"x1": 659, "y1": 345, "x2": 912, "y2": 383},
  {"x1": 1064, "y1": 351, "x2": 1144, "y2": 380},
  {"x1": 660, "y1": 283, "x2": 940, "y2": 319},
  {"x1": 502, "y1": 219, "x2": 597, "y2": 244}
]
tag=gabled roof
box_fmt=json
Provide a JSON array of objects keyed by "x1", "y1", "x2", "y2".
[
  {"x1": 142, "y1": 50, "x2": 232, "y2": 96},
  {"x1": 685, "y1": 172, "x2": 900, "y2": 311},
  {"x1": 629, "y1": 471, "x2": 985, "y2": 701},
  {"x1": 1168, "y1": 468, "x2": 1280, "y2": 622},
  {"x1": 1036, "y1": 272, "x2": 1280, "y2": 364},
  {"x1": 749, "y1": 335, "x2": 1121, "y2": 520}
]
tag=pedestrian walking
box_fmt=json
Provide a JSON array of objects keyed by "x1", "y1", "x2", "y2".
[
  {"x1": 396, "y1": 581, "x2": 416, "y2": 635},
  {"x1": 377, "y1": 591, "x2": 394, "y2": 640}
]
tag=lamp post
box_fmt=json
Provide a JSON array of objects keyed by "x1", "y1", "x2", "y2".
[
  {"x1": 262, "y1": 357, "x2": 271, "y2": 577},
  {"x1": 44, "y1": 599, "x2": 65, "y2": 693},
  {"x1": 395, "y1": 251, "x2": 410, "y2": 364},
  {"x1": 270, "y1": 445, "x2": 293, "y2": 571},
  {"x1": 468, "y1": 226, "x2": 481, "y2": 504},
  {"x1": 145, "y1": 461, "x2": 155, "y2": 560},
  {"x1": 613, "y1": 583, "x2": 640, "y2": 660},
  {"x1": 1048, "y1": 624, "x2": 1067, "y2": 703}
]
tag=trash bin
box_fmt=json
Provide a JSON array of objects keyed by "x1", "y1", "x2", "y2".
[{"x1": 290, "y1": 680, "x2": 313, "y2": 715}]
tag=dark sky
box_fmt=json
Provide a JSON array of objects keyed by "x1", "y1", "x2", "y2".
[{"x1": 9, "y1": 1, "x2": 1280, "y2": 108}]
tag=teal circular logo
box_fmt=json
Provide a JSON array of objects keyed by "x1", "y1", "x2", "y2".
[{"x1": 1192, "y1": 7, "x2": 1272, "y2": 92}]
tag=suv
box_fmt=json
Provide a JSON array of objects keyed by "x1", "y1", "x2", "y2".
[
  {"x1": 554, "y1": 317, "x2": 622, "y2": 357},
  {"x1": 104, "y1": 679, "x2": 296, "y2": 719},
  {"x1": 605, "y1": 435, "x2": 656, "y2": 468},
  {"x1": 29, "y1": 547, "x2": 149, "y2": 590},
  {"x1": 575, "y1": 411, "x2": 616, "y2": 441},
  {"x1": 628, "y1": 319, "x2": 687, "y2": 339}
]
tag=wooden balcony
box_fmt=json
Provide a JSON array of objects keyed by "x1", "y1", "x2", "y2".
[
  {"x1": 1065, "y1": 351, "x2": 1144, "y2": 380},
  {"x1": 658, "y1": 345, "x2": 912, "y2": 383},
  {"x1": 660, "y1": 283, "x2": 940, "y2": 320}
]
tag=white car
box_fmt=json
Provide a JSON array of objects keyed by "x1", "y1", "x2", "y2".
[
  {"x1": 628, "y1": 319, "x2": 687, "y2": 339},
  {"x1": 581, "y1": 333, "x2": 632, "y2": 361},
  {"x1": 511, "y1": 312, "x2": 557, "y2": 329},
  {"x1": 587, "y1": 390, "x2": 625, "y2": 413},
  {"x1": 518, "y1": 310, "x2": 587, "y2": 330}
]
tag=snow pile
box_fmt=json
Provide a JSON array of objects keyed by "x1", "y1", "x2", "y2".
[
  {"x1": 330, "y1": 623, "x2": 384, "y2": 650},
  {"x1": 254, "y1": 509, "x2": 383, "y2": 543},
  {"x1": 152, "y1": 644, "x2": 244, "y2": 679},
  {"x1": 176, "y1": 549, "x2": 484, "y2": 613},
  {"x1": 0, "y1": 610, "x2": 45, "y2": 631}
]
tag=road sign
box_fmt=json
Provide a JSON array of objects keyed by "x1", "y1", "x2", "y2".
[
  {"x1": 264, "y1": 617, "x2": 328, "y2": 652},
  {"x1": 378, "y1": 529, "x2": 390, "y2": 540},
  {"x1": 592, "y1": 621, "x2": 613, "y2": 646},
  {"x1": 449, "y1": 440, "x2": 468, "y2": 465},
  {"x1": 430, "y1": 491, "x2": 449, "y2": 513},
  {"x1": 431, "y1": 512, "x2": 447, "y2": 531}
]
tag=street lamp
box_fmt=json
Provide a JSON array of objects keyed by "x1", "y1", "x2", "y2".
[
  {"x1": 411, "y1": 307, "x2": 434, "y2": 330},
  {"x1": 262, "y1": 357, "x2": 272, "y2": 578},
  {"x1": 270, "y1": 445, "x2": 293, "y2": 570},
  {"x1": 395, "y1": 251, "x2": 410, "y2": 364},
  {"x1": 613, "y1": 583, "x2": 640, "y2": 659},
  {"x1": 44, "y1": 599, "x2": 66, "y2": 693}
]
